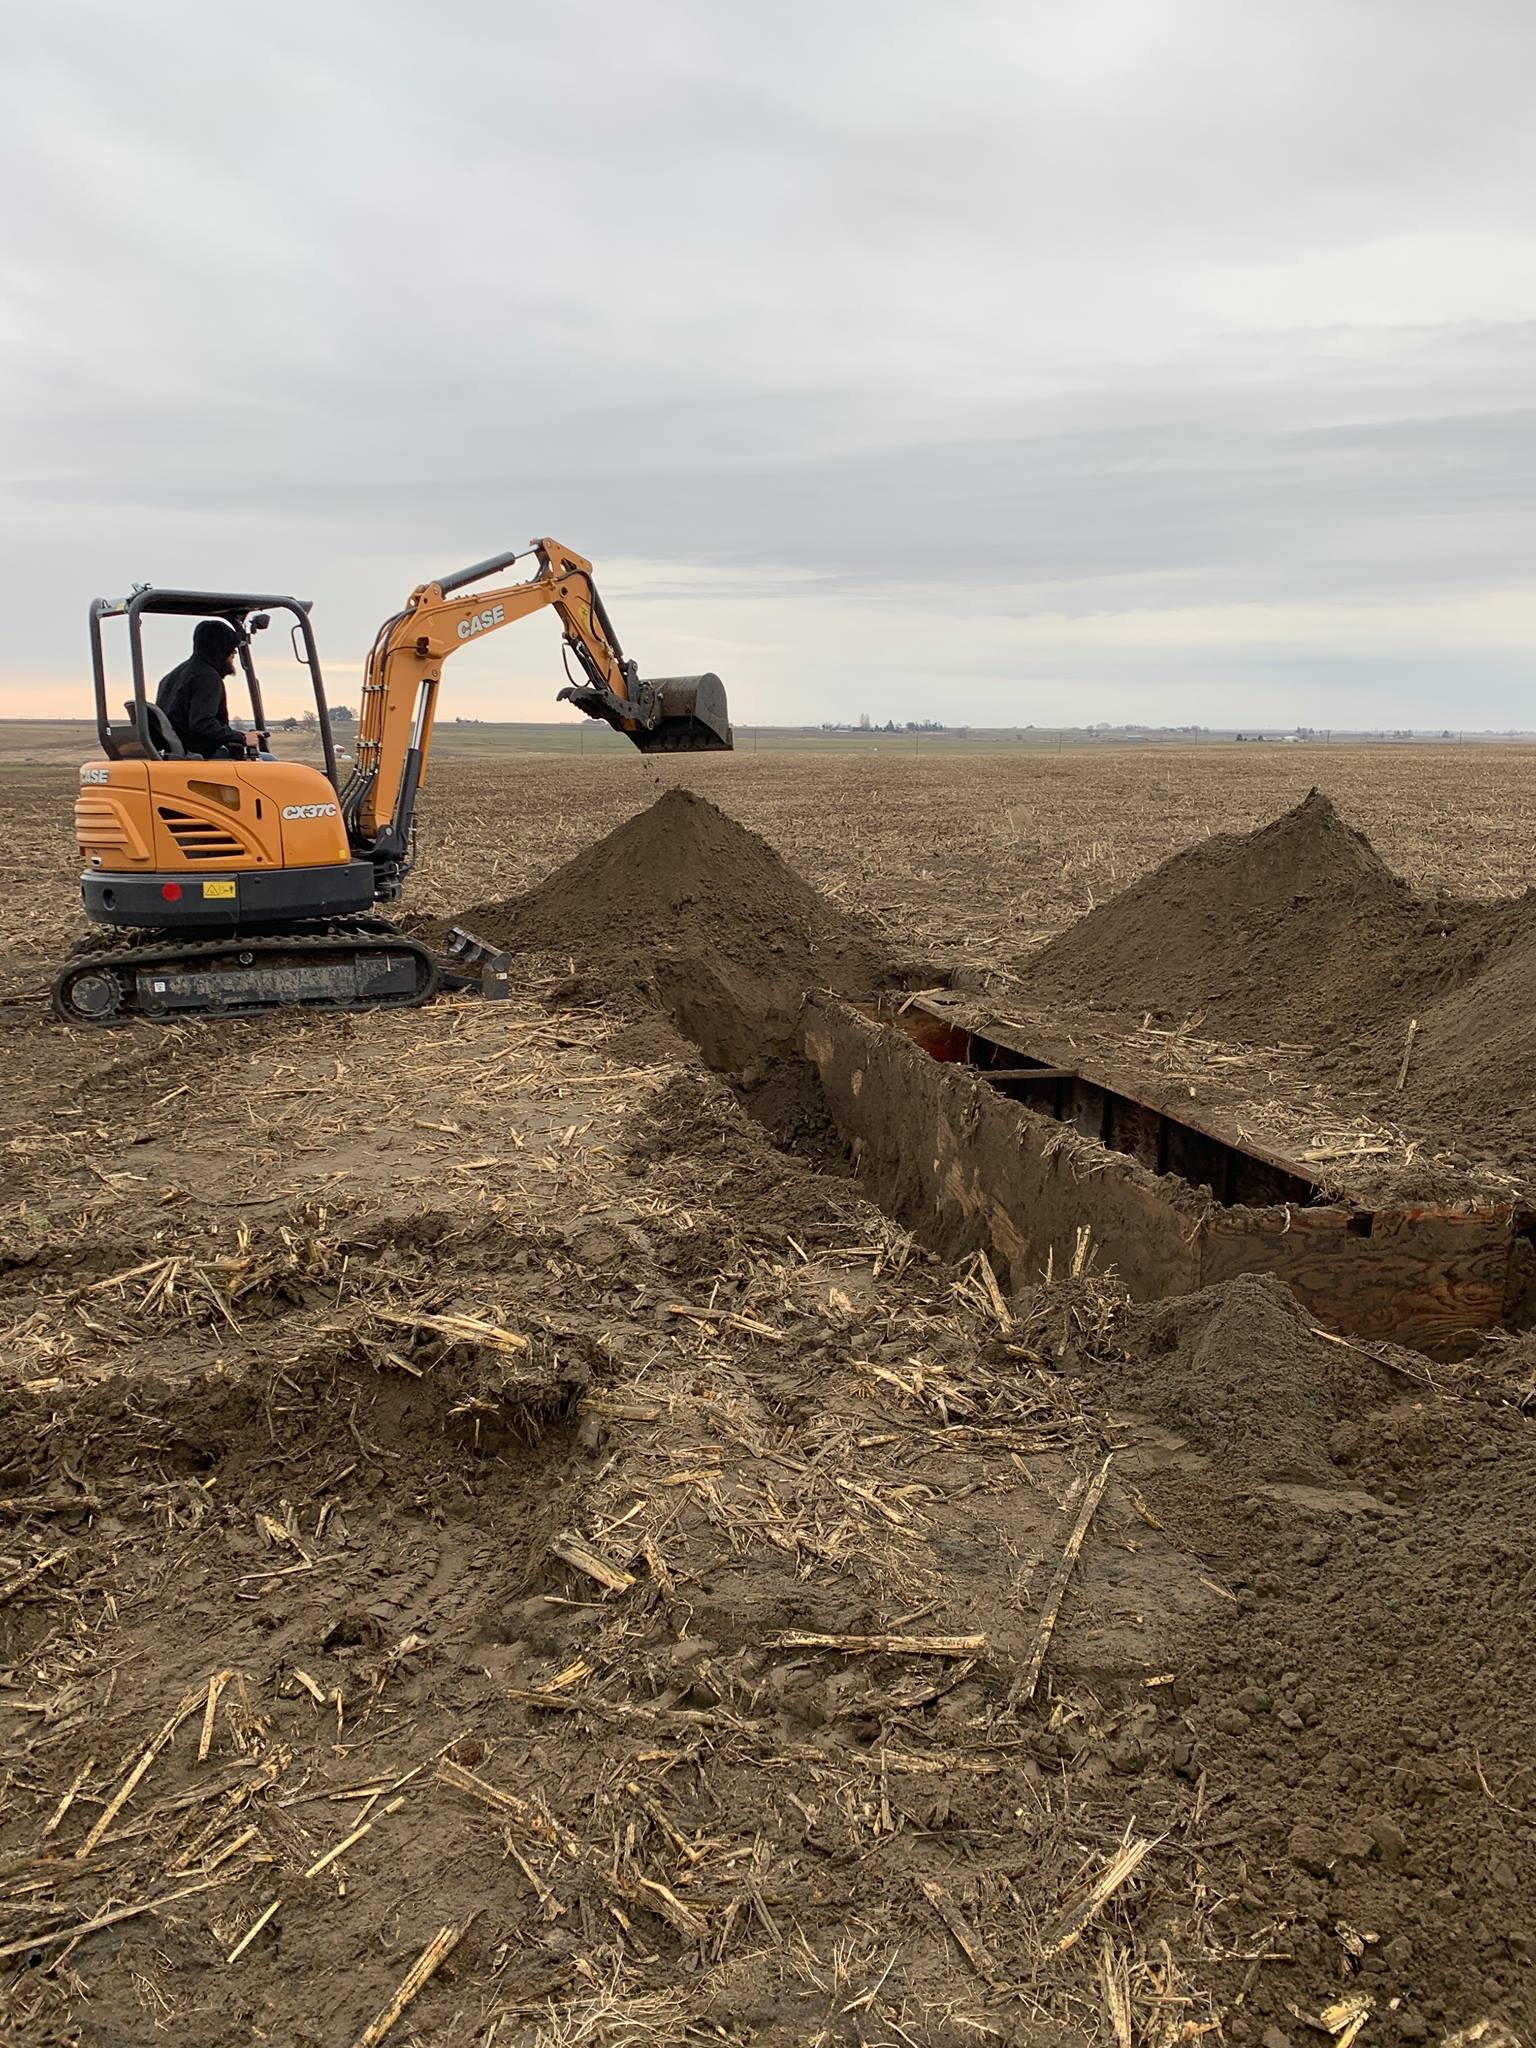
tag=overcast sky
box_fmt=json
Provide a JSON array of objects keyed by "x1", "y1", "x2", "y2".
[{"x1": 3, "y1": 0, "x2": 1532, "y2": 727}]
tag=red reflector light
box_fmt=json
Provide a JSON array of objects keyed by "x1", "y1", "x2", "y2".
[{"x1": 161, "y1": 882, "x2": 183, "y2": 902}]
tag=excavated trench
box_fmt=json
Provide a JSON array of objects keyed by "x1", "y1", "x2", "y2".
[
  {"x1": 449, "y1": 786, "x2": 1530, "y2": 1363},
  {"x1": 656, "y1": 979, "x2": 1523, "y2": 1364}
]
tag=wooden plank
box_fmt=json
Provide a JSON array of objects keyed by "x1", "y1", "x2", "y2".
[
  {"x1": 900, "y1": 998, "x2": 1319, "y2": 1189},
  {"x1": 1200, "y1": 1203, "x2": 1511, "y2": 1360}
]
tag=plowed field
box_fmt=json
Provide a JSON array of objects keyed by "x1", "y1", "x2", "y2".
[{"x1": 3, "y1": 745, "x2": 1534, "y2": 2048}]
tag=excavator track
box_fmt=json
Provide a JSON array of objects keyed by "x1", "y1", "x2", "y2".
[{"x1": 52, "y1": 920, "x2": 441, "y2": 1026}]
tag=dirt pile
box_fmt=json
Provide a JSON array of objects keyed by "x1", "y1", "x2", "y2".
[
  {"x1": 448, "y1": 786, "x2": 897, "y2": 1082},
  {"x1": 1077, "y1": 1274, "x2": 1536, "y2": 2037},
  {"x1": 1022, "y1": 789, "x2": 1536, "y2": 1173},
  {"x1": 1024, "y1": 790, "x2": 1432, "y2": 1041},
  {"x1": 1100, "y1": 1271, "x2": 1400, "y2": 1487},
  {"x1": 1399, "y1": 912, "x2": 1536, "y2": 1155}
]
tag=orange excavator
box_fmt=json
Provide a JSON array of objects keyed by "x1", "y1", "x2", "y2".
[{"x1": 55, "y1": 540, "x2": 731, "y2": 1023}]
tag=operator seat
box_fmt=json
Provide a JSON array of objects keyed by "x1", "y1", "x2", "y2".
[
  {"x1": 99, "y1": 701, "x2": 186, "y2": 763},
  {"x1": 141, "y1": 703, "x2": 187, "y2": 758}
]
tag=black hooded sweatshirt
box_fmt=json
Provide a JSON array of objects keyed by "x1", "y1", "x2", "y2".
[{"x1": 155, "y1": 620, "x2": 247, "y2": 758}]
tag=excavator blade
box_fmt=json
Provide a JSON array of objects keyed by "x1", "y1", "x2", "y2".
[{"x1": 629, "y1": 673, "x2": 734, "y2": 753}]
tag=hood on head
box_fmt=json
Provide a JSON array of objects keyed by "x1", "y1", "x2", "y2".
[{"x1": 192, "y1": 618, "x2": 243, "y2": 665}]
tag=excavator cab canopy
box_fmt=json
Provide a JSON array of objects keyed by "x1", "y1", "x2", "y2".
[{"x1": 89, "y1": 587, "x2": 341, "y2": 788}]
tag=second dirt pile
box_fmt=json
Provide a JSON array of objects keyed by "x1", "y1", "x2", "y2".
[{"x1": 1024, "y1": 788, "x2": 1536, "y2": 1168}]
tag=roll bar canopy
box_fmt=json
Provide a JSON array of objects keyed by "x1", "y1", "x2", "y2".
[{"x1": 89, "y1": 585, "x2": 339, "y2": 786}]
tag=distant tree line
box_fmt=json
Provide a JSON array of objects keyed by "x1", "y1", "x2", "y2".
[
  {"x1": 822, "y1": 718, "x2": 949, "y2": 732},
  {"x1": 272, "y1": 706, "x2": 355, "y2": 730}
]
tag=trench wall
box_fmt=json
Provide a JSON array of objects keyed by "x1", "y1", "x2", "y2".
[{"x1": 800, "y1": 995, "x2": 1512, "y2": 1360}]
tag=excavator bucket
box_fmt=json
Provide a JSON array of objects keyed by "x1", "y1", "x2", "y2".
[{"x1": 630, "y1": 673, "x2": 734, "y2": 753}]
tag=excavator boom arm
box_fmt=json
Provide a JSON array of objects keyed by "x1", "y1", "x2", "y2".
[{"x1": 351, "y1": 540, "x2": 655, "y2": 846}]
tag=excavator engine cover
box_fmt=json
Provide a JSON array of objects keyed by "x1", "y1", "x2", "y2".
[{"x1": 631, "y1": 674, "x2": 733, "y2": 753}]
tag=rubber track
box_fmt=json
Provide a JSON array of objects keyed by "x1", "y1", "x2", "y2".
[{"x1": 52, "y1": 922, "x2": 441, "y2": 1026}]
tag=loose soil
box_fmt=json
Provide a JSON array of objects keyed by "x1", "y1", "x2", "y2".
[
  {"x1": 4, "y1": 749, "x2": 1536, "y2": 2044},
  {"x1": 1017, "y1": 789, "x2": 1536, "y2": 1196},
  {"x1": 437, "y1": 785, "x2": 898, "y2": 1067},
  {"x1": 1077, "y1": 1274, "x2": 1536, "y2": 2038},
  {"x1": 430, "y1": 785, "x2": 908, "y2": 1147},
  {"x1": 1024, "y1": 791, "x2": 1430, "y2": 1044}
]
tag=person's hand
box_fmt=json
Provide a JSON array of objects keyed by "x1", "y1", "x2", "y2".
[{"x1": 245, "y1": 731, "x2": 265, "y2": 754}]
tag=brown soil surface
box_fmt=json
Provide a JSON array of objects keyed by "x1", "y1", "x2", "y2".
[
  {"x1": 5, "y1": 750, "x2": 1536, "y2": 2044},
  {"x1": 1402, "y1": 917, "x2": 1536, "y2": 1166},
  {"x1": 1079, "y1": 1274, "x2": 1536, "y2": 2040},
  {"x1": 444, "y1": 786, "x2": 885, "y2": 974},
  {"x1": 436, "y1": 786, "x2": 897, "y2": 1069},
  {"x1": 1024, "y1": 791, "x2": 1430, "y2": 1043}
]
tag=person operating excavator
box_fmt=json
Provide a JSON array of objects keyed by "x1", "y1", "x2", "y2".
[{"x1": 155, "y1": 620, "x2": 268, "y2": 759}]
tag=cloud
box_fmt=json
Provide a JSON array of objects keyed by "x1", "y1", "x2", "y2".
[{"x1": 2, "y1": 0, "x2": 1534, "y2": 725}]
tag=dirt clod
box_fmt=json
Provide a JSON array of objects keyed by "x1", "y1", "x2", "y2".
[{"x1": 1105, "y1": 1271, "x2": 1400, "y2": 1487}]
